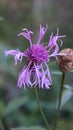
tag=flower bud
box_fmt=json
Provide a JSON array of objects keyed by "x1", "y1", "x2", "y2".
[{"x1": 58, "y1": 48, "x2": 73, "y2": 73}]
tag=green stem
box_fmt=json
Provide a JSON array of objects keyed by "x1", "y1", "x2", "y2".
[
  {"x1": 34, "y1": 87, "x2": 50, "y2": 130},
  {"x1": 52, "y1": 72, "x2": 65, "y2": 130},
  {"x1": 0, "y1": 118, "x2": 5, "y2": 130}
]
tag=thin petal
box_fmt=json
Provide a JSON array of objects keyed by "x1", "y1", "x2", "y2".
[
  {"x1": 45, "y1": 63, "x2": 52, "y2": 85},
  {"x1": 46, "y1": 29, "x2": 66, "y2": 60},
  {"x1": 37, "y1": 24, "x2": 48, "y2": 45},
  {"x1": 4, "y1": 50, "x2": 17, "y2": 57},
  {"x1": 4, "y1": 49, "x2": 25, "y2": 65},
  {"x1": 41, "y1": 66, "x2": 50, "y2": 89},
  {"x1": 48, "y1": 29, "x2": 66, "y2": 51},
  {"x1": 34, "y1": 64, "x2": 52, "y2": 89},
  {"x1": 18, "y1": 28, "x2": 33, "y2": 47},
  {"x1": 34, "y1": 64, "x2": 41, "y2": 87},
  {"x1": 17, "y1": 62, "x2": 33, "y2": 89}
]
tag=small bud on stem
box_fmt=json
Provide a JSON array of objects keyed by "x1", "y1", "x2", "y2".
[{"x1": 58, "y1": 48, "x2": 73, "y2": 73}]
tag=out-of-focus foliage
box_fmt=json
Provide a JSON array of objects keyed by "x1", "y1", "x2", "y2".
[
  {"x1": 11, "y1": 126, "x2": 47, "y2": 130},
  {"x1": 0, "y1": 0, "x2": 73, "y2": 130}
]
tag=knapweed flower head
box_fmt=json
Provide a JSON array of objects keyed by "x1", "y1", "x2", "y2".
[{"x1": 5, "y1": 24, "x2": 65, "y2": 89}]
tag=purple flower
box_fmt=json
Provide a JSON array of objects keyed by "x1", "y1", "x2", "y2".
[{"x1": 4, "y1": 25, "x2": 65, "y2": 89}]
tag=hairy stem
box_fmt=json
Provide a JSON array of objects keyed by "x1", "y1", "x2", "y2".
[
  {"x1": 52, "y1": 72, "x2": 65, "y2": 130},
  {"x1": 34, "y1": 87, "x2": 50, "y2": 130}
]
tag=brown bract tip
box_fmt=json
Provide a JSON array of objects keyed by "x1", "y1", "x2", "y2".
[{"x1": 58, "y1": 48, "x2": 73, "y2": 73}]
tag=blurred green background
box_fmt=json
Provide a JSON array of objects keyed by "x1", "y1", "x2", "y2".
[{"x1": 0, "y1": 0, "x2": 73, "y2": 130}]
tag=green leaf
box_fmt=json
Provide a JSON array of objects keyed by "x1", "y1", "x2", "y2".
[
  {"x1": 51, "y1": 70, "x2": 62, "y2": 75},
  {"x1": 3, "y1": 96, "x2": 28, "y2": 116},
  {"x1": 11, "y1": 126, "x2": 47, "y2": 130},
  {"x1": 64, "y1": 85, "x2": 73, "y2": 92},
  {"x1": 60, "y1": 89, "x2": 73, "y2": 109},
  {"x1": 51, "y1": 70, "x2": 73, "y2": 75}
]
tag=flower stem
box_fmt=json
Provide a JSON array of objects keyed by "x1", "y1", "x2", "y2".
[
  {"x1": 34, "y1": 87, "x2": 50, "y2": 130},
  {"x1": 52, "y1": 72, "x2": 65, "y2": 130}
]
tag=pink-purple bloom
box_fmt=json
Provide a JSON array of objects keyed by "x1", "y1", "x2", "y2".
[{"x1": 4, "y1": 24, "x2": 65, "y2": 89}]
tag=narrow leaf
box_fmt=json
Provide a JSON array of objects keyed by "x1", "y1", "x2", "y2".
[
  {"x1": 60, "y1": 89, "x2": 73, "y2": 109},
  {"x1": 11, "y1": 126, "x2": 47, "y2": 130},
  {"x1": 3, "y1": 97, "x2": 28, "y2": 116},
  {"x1": 51, "y1": 71, "x2": 62, "y2": 75},
  {"x1": 64, "y1": 84, "x2": 73, "y2": 92}
]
